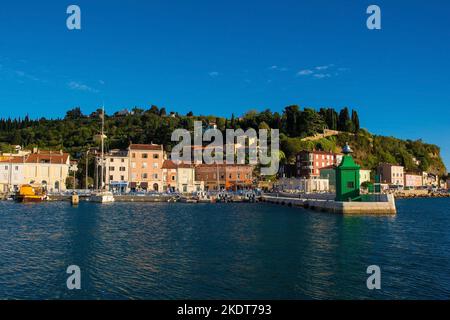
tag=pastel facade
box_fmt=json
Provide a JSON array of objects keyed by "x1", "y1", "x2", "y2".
[
  {"x1": 0, "y1": 156, "x2": 27, "y2": 192},
  {"x1": 128, "y1": 144, "x2": 164, "y2": 191},
  {"x1": 376, "y1": 163, "x2": 404, "y2": 186},
  {"x1": 404, "y1": 173, "x2": 423, "y2": 188},
  {"x1": 24, "y1": 151, "x2": 71, "y2": 192},
  {"x1": 276, "y1": 177, "x2": 330, "y2": 193},
  {"x1": 162, "y1": 160, "x2": 204, "y2": 193},
  {"x1": 104, "y1": 149, "x2": 129, "y2": 193},
  {"x1": 195, "y1": 164, "x2": 253, "y2": 191},
  {"x1": 296, "y1": 150, "x2": 343, "y2": 178},
  {"x1": 359, "y1": 169, "x2": 371, "y2": 186}
]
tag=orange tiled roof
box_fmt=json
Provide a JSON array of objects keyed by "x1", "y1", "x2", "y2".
[
  {"x1": 25, "y1": 152, "x2": 69, "y2": 164},
  {"x1": 0, "y1": 156, "x2": 27, "y2": 164}
]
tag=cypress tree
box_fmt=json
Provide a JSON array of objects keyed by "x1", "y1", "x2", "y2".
[{"x1": 351, "y1": 110, "x2": 360, "y2": 133}]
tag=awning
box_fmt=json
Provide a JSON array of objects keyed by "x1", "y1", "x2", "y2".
[
  {"x1": 130, "y1": 182, "x2": 137, "y2": 188},
  {"x1": 140, "y1": 182, "x2": 149, "y2": 188},
  {"x1": 110, "y1": 181, "x2": 128, "y2": 186}
]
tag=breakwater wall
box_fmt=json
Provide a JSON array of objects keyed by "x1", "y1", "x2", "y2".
[{"x1": 261, "y1": 193, "x2": 397, "y2": 215}]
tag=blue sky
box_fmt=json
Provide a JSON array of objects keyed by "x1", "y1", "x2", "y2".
[{"x1": 0, "y1": 0, "x2": 449, "y2": 169}]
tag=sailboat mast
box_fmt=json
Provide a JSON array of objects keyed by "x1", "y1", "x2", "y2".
[{"x1": 100, "y1": 106, "x2": 105, "y2": 190}]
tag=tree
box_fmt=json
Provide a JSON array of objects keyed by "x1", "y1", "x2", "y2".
[
  {"x1": 159, "y1": 108, "x2": 167, "y2": 117},
  {"x1": 65, "y1": 107, "x2": 83, "y2": 120},
  {"x1": 186, "y1": 111, "x2": 194, "y2": 117},
  {"x1": 338, "y1": 107, "x2": 351, "y2": 132},
  {"x1": 351, "y1": 110, "x2": 360, "y2": 133},
  {"x1": 149, "y1": 105, "x2": 159, "y2": 115}
]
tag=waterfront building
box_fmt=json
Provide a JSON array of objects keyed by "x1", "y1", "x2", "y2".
[
  {"x1": 0, "y1": 156, "x2": 27, "y2": 192},
  {"x1": 162, "y1": 160, "x2": 204, "y2": 193},
  {"x1": 128, "y1": 144, "x2": 164, "y2": 191},
  {"x1": 376, "y1": 163, "x2": 404, "y2": 186},
  {"x1": 276, "y1": 177, "x2": 330, "y2": 193},
  {"x1": 24, "y1": 150, "x2": 71, "y2": 192},
  {"x1": 319, "y1": 165, "x2": 336, "y2": 192},
  {"x1": 104, "y1": 149, "x2": 129, "y2": 193},
  {"x1": 296, "y1": 150, "x2": 343, "y2": 178},
  {"x1": 195, "y1": 164, "x2": 253, "y2": 191},
  {"x1": 404, "y1": 173, "x2": 423, "y2": 188},
  {"x1": 422, "y1": 172, "x2": 439, "y2": 188},
  {"x1": 359, "y1": 169, "x2": 371, "y2": 186}
]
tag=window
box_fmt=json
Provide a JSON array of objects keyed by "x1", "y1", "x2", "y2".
[
  {"x1": 142, "y1": 173, "x2": 148, "y2": 179},
  {"x1": 142, "y1": 162, "x2": 147, "y2": 168},
  {"x1": 131, "y1": 173, "x2": 137, "y2": 179},
  {"x1": 4, "y1": 166, "x2": 8, "y2": 170},
  {"x1": 142, "y1": 153, "x2": 148, "y2": 159},
  {"x1": 153, "y1": 154, "x2": 159, "y2": 159},
  {"x1": 109, "y1": 167, "x2": 115, "y2": 171},
  {"x1": 121, "y1": 176, "x2": 125, "y2": 181},
  {"x1": 153, "y1": 174, "x2": 158, "y2": 179},
  {"x1": 121, "y1": 159, "x2": 125, "y2": 163},
  {"x1": 131, "y1": 162, "x2": 136, "y2": 168},
  {"x1": 119, "y1": 167, "x2": 126, "y2": 171},
  {"x1": 109, "y1": 175, "x2": 113, "y2": 181},
  {"x1": 132, "y1": 153, "x2": 136, "y2": 158},
  {"x1": 237, "y1": 173, "x2": 241, "y2": 179},
  {"x1": 171, "y1": 176, "x2": 175, "y2": 181},
  {"x1": 153, "y1": 163, "x2": 158, "y2": 168},
  {"x1": 110, "y1": 158, "x2": 114, "y2": 163},
  {"x1": 347, "y1": 181, "x2": 355, "y2": 188}
]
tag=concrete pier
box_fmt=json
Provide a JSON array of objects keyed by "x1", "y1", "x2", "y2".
[{"x1": 261, "y1": 193, "x2": 397, "y2": 215}]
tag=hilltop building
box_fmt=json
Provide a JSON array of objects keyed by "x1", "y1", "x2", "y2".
[{"x1": 296, "y1": 150, "x2": 342, "y2": 178}]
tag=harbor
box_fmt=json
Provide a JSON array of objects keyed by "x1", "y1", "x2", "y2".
[{"x1": 1, "y1": 198, "x2": 449, "y2": 299}]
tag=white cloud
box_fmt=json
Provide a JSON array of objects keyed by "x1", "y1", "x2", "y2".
[
  {"x1": 208, "y1": 71, "x2": 220, "y2": 77},
  {"x1": 313, "y1": 73, "x2": 331, "y2": 79},
  {"x1": 68, "y1": 81, "x2": 99, "y2": 93},
  {"x1": 297, "y1": 69, "x2": 313, "y2": 76},
  {"x1": 269, "y1": 65, "x2": 288, "y2": 71}
]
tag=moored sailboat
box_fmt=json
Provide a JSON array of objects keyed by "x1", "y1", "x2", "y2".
[{"x1": 89, "y1": 105, "x2": 115, "y2": 203}]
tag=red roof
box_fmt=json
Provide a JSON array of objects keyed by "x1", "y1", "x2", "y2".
[
  {"x1": 0, "y1": 156, "x2": 27, "y2": 164},
  {"x1": 162, "y1": 160, "x2": 194, "y2": 169},
  {"x1": 129, "y1": 144, "x2": 162, "y2": 151},
  {"x1": 26, "y1": 152, "x2": 69, "y2": 164}
]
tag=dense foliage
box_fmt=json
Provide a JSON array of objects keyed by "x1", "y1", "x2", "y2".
[{"x1": 0, "y1": 105, "x2": 446, "y2": 178}]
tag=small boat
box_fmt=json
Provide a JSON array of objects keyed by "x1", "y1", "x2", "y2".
[
  {"x1": 179, "y1": 197, "x2": 198, "y2": 203},
  {"x1": 16, "y1": 185, "x2": 47, "y2": 203},
  {"x1": 196, "y1": 191, "x2": 215, "y2": 203},
  {"x1": 89, "y1": 191, "x2": 115, "y2": 203}
]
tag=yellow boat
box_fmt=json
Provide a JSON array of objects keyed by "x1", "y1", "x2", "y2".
[{"x1": 16, "y1": 185, "x2": 47, "y2": 203}]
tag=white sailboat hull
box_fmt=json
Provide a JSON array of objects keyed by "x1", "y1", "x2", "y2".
[{"x1": 90, "y1": 192, "x2": 115, "y2": 203}]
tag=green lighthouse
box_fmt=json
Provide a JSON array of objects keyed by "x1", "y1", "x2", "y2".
[{"x1": 335, "y1": 143, "x2": 360, "y2": 202}]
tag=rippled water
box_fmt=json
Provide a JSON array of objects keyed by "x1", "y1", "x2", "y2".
[{"x1": 0, "y1": 198, "x2": 449, "y2": 299}]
